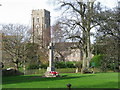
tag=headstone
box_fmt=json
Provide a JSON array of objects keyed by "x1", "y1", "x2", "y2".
[{"x1": 47, "y1": 42, "x2": 55, "y2": 71}]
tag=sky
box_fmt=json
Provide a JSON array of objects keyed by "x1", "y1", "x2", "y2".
[
  {"x1": 0, "y1": 0, "x2": 58, "y2": 25},
  {"x1": 0, "y1": 0, "x2": 119, "y2": 26}
]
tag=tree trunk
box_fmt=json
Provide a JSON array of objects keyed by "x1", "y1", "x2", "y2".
[
  {"x1": 14, "y1": 63, "x2": 19, "y2": 70},
  {"x1": 81, "y1": 50, "x2": 87, "y2": 74},
  {"x1": 13, "y1": 57, "x2": 19, "y2": 70},
  {"x1": 86, "y1": 30, "x2": 91, "y2": 68}
]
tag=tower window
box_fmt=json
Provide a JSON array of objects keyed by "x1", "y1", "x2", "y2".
[{"x1": 37, "y1": 17, "x2": 39, "y2": 22}]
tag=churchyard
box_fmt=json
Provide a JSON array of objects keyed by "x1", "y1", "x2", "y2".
[
  {"x1": 1, "y1": 0, "x2": 120, "y2": 89},
  {"x1": 1, "y1": 42, "x2": 119, "y2": 89}
]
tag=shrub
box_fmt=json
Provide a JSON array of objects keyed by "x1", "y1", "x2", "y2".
[
  {"x1": 27, "y1": 63, "x2": 49, "y2": 70},
  {"x1": 90, "y1": 55, "x2": 119, "y2": 72},
  {"x1": 74, "y1": 61, "x2": 82, "y2": 68},
  {"x1": 90, "y1": 54, "x2": 104, "y2": 68},
  {"x1": 27, "y1": 63, "x2": 40, "y2": 70},
  {"x1": 65, "y1": 61, "x2": 76, "y2": 68},
  {"x1": 40, "y1": 64, "x2": 48, "y2": 69},
  {"x1": 54, "y1": 61, "x2": 76, "y2": 68},
  {"x1": 55, "y1": 61, "x2": 66, "y2": 68}
]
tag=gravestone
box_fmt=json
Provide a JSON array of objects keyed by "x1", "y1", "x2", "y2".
[{"x1": 47, "y1": 42, "x2": 55, "y2": 71}]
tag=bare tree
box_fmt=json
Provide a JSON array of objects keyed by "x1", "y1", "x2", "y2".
[
  {"x1": 54, "y1": 42, "x2": 78, "y2": 61},
  {"x1": 51, "y1": 22, "x2": 80, "y2": 62},
  {"x1": 51, "y1": 21, "x2": 67, "y2": 43},
  {"x1": 29, "y1": 26, "x2": 51, "y2": 66},
  {"x1": 1, "y1": 24, "x2": 30, "y2": 70},
  {"x1": 50, "y1": 0, "x2": 104, "y2": 73},
  {"x1": 95, "y1": 4, "x2": 120, "y2": 71}
]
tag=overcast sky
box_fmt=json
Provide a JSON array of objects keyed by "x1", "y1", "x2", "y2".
[{"x1": 0, "y1": 0, "x2": 119, "y2": 26}]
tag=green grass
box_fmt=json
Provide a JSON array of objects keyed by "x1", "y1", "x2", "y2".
[
  {"x1": 21, "y1": 68, "x2": 76, "y2": 75},
  {"x1": 2, "y1": 72, "x2": 119, "y2": 88}
]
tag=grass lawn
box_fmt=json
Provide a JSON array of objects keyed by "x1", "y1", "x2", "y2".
[{"x1": 2, "y1": 72, "x2": 119, "y2": 88}]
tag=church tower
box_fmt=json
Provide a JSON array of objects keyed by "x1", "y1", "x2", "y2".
[{"x1": 31, "y1": 9, "x2": 51, "y2": 48}]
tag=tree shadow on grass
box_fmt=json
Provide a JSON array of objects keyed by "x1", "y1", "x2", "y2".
[{"x1": 2, "y1": 74, "x2": 94, "y2": 85}]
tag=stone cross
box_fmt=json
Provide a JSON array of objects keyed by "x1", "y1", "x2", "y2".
[{"x1": 47, "y1": 42, "x2": 55, "y2": 71}]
